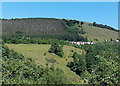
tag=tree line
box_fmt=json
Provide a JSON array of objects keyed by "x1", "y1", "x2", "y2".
[
  {"x1": 3, "y1": 33, "x2": 88, "y2": 45},
  {"x1": 92, "y1": 22, "x2": 118, "y2": 32}
]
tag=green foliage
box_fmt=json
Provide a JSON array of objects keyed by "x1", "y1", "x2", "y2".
[
  {"x1": 3, "y1": 35, "x2": 72, "y2": 45},
  {"x1": 3, "y1": 33, "x2": 88, "y2": 44},
  {"x1": 62, "y1": 19, "x2": 86, "y2": 35},
  {"x1": 41, "y1": 67, "x2": 69, "y2": 84},
  {"x1": 93, "y1": 22, "x2": 96, "y2": 26},
  {"x1": 2, "y1": 45, "x2": 69, "y2": 84},
  {"x1": 49, "y1": 43, "x2": 64, "y2": 57},
  {"x1": 84, "y1": 42, "x2": 119, "y2": 85},
  {"x1": 67, "y1": 52, "x2": 87, "y2": 75},
  {"x1": 15, "y1": 31, "x2": 23, "y2": 34},
  {"x1": 68, "y1": 42, "x2": 119, "y2": 85},
  {"x1": 63, "y1": 19, "x2": 79, "y2": 27},
  {"x1": 80, "y1": 21, "x2": 84, "y2": 25},
  {"x1": 92, "y1": 22, "x2": 118, "y2": 32}
]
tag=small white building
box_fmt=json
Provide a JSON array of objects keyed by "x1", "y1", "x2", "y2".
[
  {"x1": 70, "y1": 41, "x2": 95, "y2": 45},
  {"x1": 115, "y1": 40, "x2": 119, "y2": 42}
]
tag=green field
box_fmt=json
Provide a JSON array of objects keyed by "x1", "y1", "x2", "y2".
[
  {"x1": 82, "y1": 22, "x2": 118, "y2": 41},
  {"x1": 5, "y1": 44, "x2": 85, "y2": 83}
]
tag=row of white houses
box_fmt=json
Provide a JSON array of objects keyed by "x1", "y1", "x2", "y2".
[
  {"x1": 70, "y1": 39, "x2": 119, "y2": 45},
  {"x1": 70, "y1": 41, "x2": 96, "y2": 45}
]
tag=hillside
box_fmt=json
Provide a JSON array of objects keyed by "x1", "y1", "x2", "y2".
[
  {"x1": 2, "y1": 45, "x2": 70, "y2": 84},
  {"x1": 2, "y1": 18, "x2": 68, "y2": 35},
  {"x1": 4, "y1": 42, "x2": 119, "y2": 85},
  {"x1": 5, "y1": 44, "x2": 85, "y2": 83},
  {"x1": 2, "y1": 18, "x2": 118, "y2": 41},
  {"x1": 2, "y1": 18, "x2": 119, "y2": 85},
  {"x1": 81, "y1": 22, "x2": 118, "y2": 41}
]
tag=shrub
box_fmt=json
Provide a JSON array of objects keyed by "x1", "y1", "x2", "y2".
[{"x1": 49, "y1": 43, "x2": 64, "y2": 57}]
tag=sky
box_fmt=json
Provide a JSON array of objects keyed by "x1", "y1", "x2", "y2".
[
  {"x1": 2, "y1": 2, "x2": 118, "y2": 29},
  {"x1": 1, "y1": 0, "x2": 119, "y2": 2}
]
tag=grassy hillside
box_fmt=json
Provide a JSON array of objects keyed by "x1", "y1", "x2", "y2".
[
  {"x1": 81, "y1": 22, "x2": 118, "y2": 41},
  {"x1": 2, "y1": 45, "x2": 70, "y2": 84},
  {"x1": 2, "y1": 18, "x2": 118, "y2": 41},
  {"x1": 5, "y1": 44, "x2": 85, "y2": 83}
]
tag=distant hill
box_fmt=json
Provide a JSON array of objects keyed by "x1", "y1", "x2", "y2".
[
  {"x1": 80, "y1": 22, "x2": 118, "y2": 41},
  {"x1": 2, "y1": 18, "x2": 118, "y2": 41},
  {"x1": 2, "y1": 18, "x2": 68, "y2": 35}
]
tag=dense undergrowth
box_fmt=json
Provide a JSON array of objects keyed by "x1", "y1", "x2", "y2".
[{"x1": 67, "y1": 42, "x2": 119, "y2": 85}]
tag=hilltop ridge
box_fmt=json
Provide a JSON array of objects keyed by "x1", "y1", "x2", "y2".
[{"x1": 2, "y1": 18, "x2": 118, "y2": 41}]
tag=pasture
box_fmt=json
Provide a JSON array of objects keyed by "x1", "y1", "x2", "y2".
[{"x1": 5, "y1": 44, "x2": 85, "y2": 83}]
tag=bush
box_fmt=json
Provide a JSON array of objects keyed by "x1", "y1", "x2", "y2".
[
  {"x1": 67, "y1": 52, "x2": 86, "y2": 75},
  {"x1": 49, "y1": 43, "x2": 64, "y2": 57}
]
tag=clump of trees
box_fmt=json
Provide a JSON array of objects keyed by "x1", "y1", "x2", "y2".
[
  {"x1": 2, "y1": 45, "x2": 69, "y2": 84},
  {"x1": 80, "y1": 21, "x2": 84, "y2": 25},
  {"x1": 62, "y1": 19, "x2": 84, "y2": 28},
  {"x1": 92, "y1": 22, "x2": 118, "y2": 32},
  {"x1": 67, "y1": 52, "x2": 86, "y2": 75},
  {"x1": 67, "y1": 42, "x2": 119, "y2": 85},
  {"x1": 62, "y1": 19, "x2": 87, "y2": 38},
  {"x1": 63, "y1": 19, "x2": 79, "y2": 26},
  {"x1": 49, "y1": 43, "x2": 64, "y2": 57}
]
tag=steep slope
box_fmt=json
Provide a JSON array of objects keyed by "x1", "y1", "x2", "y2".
[
  {"x1": 2, "y1": 18, "x2": 68, "y2": 35},
  {"x1": 5, "y1": 44, "x2": 85, "y2": 83}
]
